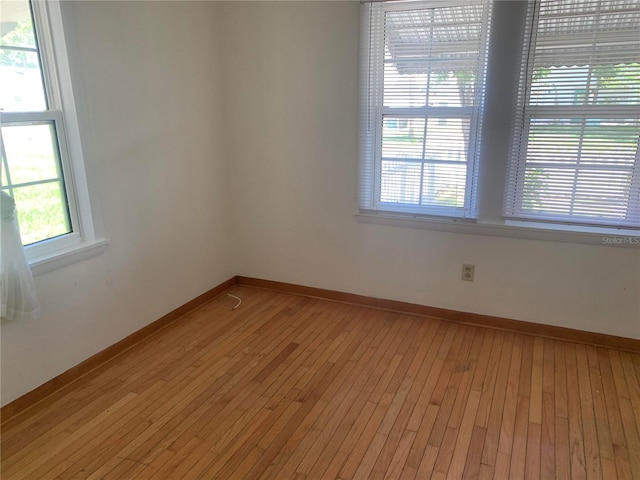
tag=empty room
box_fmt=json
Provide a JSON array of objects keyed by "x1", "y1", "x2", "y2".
[{"x1": 1, "y1": 0, "x2": 639, "y2": 478}]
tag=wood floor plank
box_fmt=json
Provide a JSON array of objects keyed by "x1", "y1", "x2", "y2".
[
  {"x1": 540, "y1": 339, "x2": 556, "y2": 480},
  {"x1": 586, "y1": 345, "x2": 616, "y2": 480},
  {"x1": 481, "y1": 332, "x2": 516, "y2": 466},
  {"x1": 540, "y1": 391, "x2": 556, "y2": 480},
  {"x1": 494, "y1": 335, "x2": 523, "y2": 466},
  {"x1": 2, "y1": 286, "x2": 638, "y2": 480},
  {"x1": 597, "y1": 348, "x2": 632, "y2": 480},
  {"x1": 474, "y1": 330, "x2": 502, "y2": 428},
  {"x1": 576, "y1": 344, "x2": 602, "y2": 480},
  {"x1": 461, "y1": 425, "x2": 486, "y2": 480},
  {"x1": 509, "y1": 393, "x2": 530, "y2": 479},
  {"x1": 566, "y1": 342, "x2": 588, "y2": 480},
  {"x1": 554, "y1": 341, "x2": 571, "y2": 480}
]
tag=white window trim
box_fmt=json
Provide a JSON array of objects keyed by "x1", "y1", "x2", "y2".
[
  {"x1": 356, "y1": 0, "x2": 640, "y2": 248},
  {"x1": 355, "y1": 211, "x2": 640, "y2": 247},
  {"x1": 21, "y1": 0, "x2": 108, "y2": 274},
  {"x1": 359, "y1": 0, "x2": 492, "y2": 220}
]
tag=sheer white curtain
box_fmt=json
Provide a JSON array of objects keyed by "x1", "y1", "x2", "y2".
[{"x1": 1, "y1": 191, "x2": 40, "y2": 321}]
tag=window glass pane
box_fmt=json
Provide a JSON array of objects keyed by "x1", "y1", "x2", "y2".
[
  {"x1": 526, "y1": 118, "x2": 639, "y2": 167},
  {"x1": 520, "y1": 167, "x2": 633, "y2": 220},
  {"x1": 518, "y1": 117, "x2": 639, "y2": 221},
  {"x1": 1, "y1": 122, "x2": 71, "y2": 245},
  {"x1": 531, "y1": 64, "x2": 640, "y2": 106},
  {"x1": 380, "y1": 115, "x2": 470, "y2": 207},
  {"x1": 381, "y1": 161, "x2": 422, "y2": 204},
  {"x1": 2, "y1": 123, "x2": 62, "y2": 184},
  {"x1": 382, "y1": 117, "x2": 425, "y2": 159},
  {"x1": 12, "y1": 182, "x2": 71, "y2": 245},
  {"x1": 0, "y1": 0, "x2": 47, "y2": 111},
  {"x1": 1, "y1": 159, "x2": 8, "y2": 186},
  {"x1": 383, "y1": 5, "x2": 485, "y2": 109},
  {"x1": 422, "y1": 163, "x2": 467, "y2": 207},
  {"x1": 380, "y1": 161, "x2": 468, "y2": 208},
  {"x1": 424, "y1": 117, "x2": 469, "y2": 162},
  {"x1": 527, "y1": 119, "x2": 581, "y2": 164},
  {"x1": 0, "y1": 0, "x2": 37, "y2": 48}
]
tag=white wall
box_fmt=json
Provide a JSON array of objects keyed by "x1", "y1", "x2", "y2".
[
  {"x1": 2, "y1": 0, "x2": 639, "y2": 407},
  {"x1": 1, "y1": 1, "x2": 234, "y2": 406},
  {"x1": 219, "y1": 2, "x2": 640, "y2": 339}
]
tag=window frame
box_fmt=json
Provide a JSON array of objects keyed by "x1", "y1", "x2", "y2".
[
  {"x1": 357, "y1": 0, "x2": 640, "y2": 247},
  {"x1": 503, "y1": 0, "x2": 640, "y2": 230},
  {"x1": 359, "y1": 0, "x2": 492, "y2": 220},
  {"x1": 1, "y1": 111, "x2": 77, "y2": 246},
  {"x1": 2, "y1": 0, "x2": 107, "y2": 274}
]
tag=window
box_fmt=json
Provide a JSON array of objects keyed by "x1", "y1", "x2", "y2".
[
  {"x1": 505, "y1": 0, "x2": 640, "y2": 229},
  {"x1": 359, "y1": 0, "x2": 640, "y2": 241},
  {"x1": 359, "y1": 0, "x2": 492, "y2": 219},
  {"x1": 1, "y1": 0, "x2": 73, "y2": 245},
  {"x1": 1, "y1": 0, "x2": 106, "y2": 272}
]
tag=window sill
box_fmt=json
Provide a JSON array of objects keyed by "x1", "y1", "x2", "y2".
[
  {"x1": 355, "y1": 212, "x2": 640, "y2": 248},
  {"x1": 27, "y1": 238, "x2": 110, "y2": 276}
]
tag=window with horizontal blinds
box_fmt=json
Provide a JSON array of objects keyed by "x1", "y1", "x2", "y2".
[
  {"x1": 359, "y1": 0, "x2": 492, "y2": 219},
  {"x1": 505, "y1": 0, "x2": 640, "y2": 228}
]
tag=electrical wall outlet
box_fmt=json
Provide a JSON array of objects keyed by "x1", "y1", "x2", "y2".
[{"x1": 462, "y1": 264, "x2": 475, "y2": 281}]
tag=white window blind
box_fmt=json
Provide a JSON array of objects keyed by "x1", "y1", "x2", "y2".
[
  {"x1": 359, "y1": 0, "x2": 492, "y2": 219},
  {"x1": 505, "y1": 0, "x2": 640, "y2": 229}
]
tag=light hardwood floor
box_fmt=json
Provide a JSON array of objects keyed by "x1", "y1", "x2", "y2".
[{"x1": 2, "y1": 286, "x2": 640, "y2": 479}]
